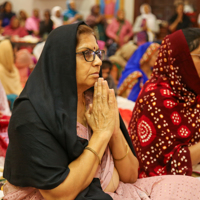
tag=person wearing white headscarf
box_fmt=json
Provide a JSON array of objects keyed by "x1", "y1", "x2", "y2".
[
  {"x1": 51, "y1": 6, "x2": 63, "y2": 29},
  {"x1": 133, "y1": 4, "x2": 159, "y2": 45}
]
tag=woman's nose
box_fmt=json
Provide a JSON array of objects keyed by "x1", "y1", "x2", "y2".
[{"x1": 93, "y1": 54, "x2": 102, "y2": 67}]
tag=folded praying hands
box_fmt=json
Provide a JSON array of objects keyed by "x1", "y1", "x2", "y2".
[{"x1": 85, "y1": 78, "x2": 119, "y2": 139}]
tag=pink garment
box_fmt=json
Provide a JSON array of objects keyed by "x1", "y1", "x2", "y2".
[
  {"x1": 3, "y1": 91, "x2": 200, "y2": 199},
  {"x1": 108, "y1": 175, "x2": 200, "y2": 199},
  {"x1": 25, "y1": 17, "x2": 39, "y2": 32},
  {"x1": 3, "y1": 183, "x2": 44, "y2": 200},
  {"x1": 0, "y1": 81, "x2": 10, "y2": 149},
  {"x1": 0, "y1": 81, "x2": 11, "y2": 117},
  {"x1": 106, "y1": 18, "x2": 133, "y2": 47},
  {"x1": 15, "y1": 49, "x2": 33, "y2": 87},
  {"x1": 97, "y1": 40, "x2": 106, "y2": 50},
  {"x1": 3, "y1": 26, "x2": 28, "y2": 38}
]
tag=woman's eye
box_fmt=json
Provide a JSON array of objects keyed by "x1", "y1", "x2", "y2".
[{"x1": 84, "y1": 50, "x2": 90, "y2": 55}]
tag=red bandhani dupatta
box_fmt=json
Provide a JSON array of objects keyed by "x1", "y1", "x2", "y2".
[{"x1": 129, "y1": 30, "x2": 200, "y2": 178}]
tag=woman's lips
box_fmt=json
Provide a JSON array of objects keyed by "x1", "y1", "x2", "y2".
[{"x1": 91, "y1": 72, "x2": 99, "y2": 77}]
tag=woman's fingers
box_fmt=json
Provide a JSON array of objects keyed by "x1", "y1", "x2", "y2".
[
  {"x1": 108, "y1": 89, "x2": 115, "y2": 111},
  {"x1": 85, "y1": 105, "x2": 91, "y2": 120},
  {"x1": 97, "y1": 78, "x2": 103, "y2": 105},
  {"x1": 93, "y1": 81, "x2": 98, "y2": 107},
  {"x1": 102, "y1": 80, "x2": 109, "y2": 106}
]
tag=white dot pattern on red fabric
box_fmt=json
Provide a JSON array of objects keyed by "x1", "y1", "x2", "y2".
[{"x1": 129, "y1": 33, "x2": 200, "y2": 177}]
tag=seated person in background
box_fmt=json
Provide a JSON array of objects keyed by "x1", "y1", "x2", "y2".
[
  {"x1": 15, "y1": 49, "x2": 33, "y2": 87},
  {"x1": 18, "y1": 10, "x2": 28, "y2": 27},
  {"x1": 1, "y1": 1, "x2": 15, "y2": 27},
  {"x1": 117, "y1": 42, "x2": 160, "y2": 102},
  {"x1": 106, "y1": 10, "x2": 133, "y2": 48},
  {"x1": 63, "y1": 0, "x2": 82, "y2": 25},
  {"x1": 3, "y1": 16, "x2": 28, "y2": 38},
  {"x1": 3, "y1": 22, "x2": 200, "y2": 200},
  {"x1": 184, "y1": 0, "x2": 194, "y2": 13},
  {"x1": 25, "y1": 9, "x2": 40, "y2": 36},
  {"x1": 0, "y1": 40, "x2": 22, "y2": 95},
  {"x1": 0, "y1": 80, "x2": 11, "y2": 156},
  {"x1": 133, "y1": 3, "x2": 160, "y2": 46},
  {"x1": 101, "y1": 60, "x2": 117, "y2": 95},
  {"x1": 109, "y1": 41, "x2": 138, "y2": 82},
  {"x1": 39, "y1": 10, "x2": 53, "y2": 40},
  {"x1": 86, "y1": 5, "x2": 107, "y2": 42},
  {"x1": 168, "y1": 2, "x2": 191, "y2": 33},
  {"x1": 129, "y1": 28, "x2": 200, "y2": 178},
  {"x1": 51, "y1": 6, "x2": 63, "y2": 29}
]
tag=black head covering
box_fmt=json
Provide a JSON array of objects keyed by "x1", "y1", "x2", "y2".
[
  {"x1": 4, "y1": 21, "x2": 135, "y2": 199},
  {"x1": 182, "y1": 28, "x2": 200, "y2": 52}
]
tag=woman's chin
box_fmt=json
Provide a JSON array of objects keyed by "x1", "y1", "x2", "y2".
[{"x1": 88, "y1": 79, "x2": 98, "y2": 88}]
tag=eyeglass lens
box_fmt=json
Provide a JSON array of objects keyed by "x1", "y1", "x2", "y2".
[{"x1": 84, "y1": 50, "x2": 105, "y2": 61}]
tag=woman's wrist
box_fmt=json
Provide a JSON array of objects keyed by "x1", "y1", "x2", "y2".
[
  {"x1": 92, "y1": 130, "x2": 112, "y2": 143},
  {"x1": 109, "y1": 128, "x2": 122, "y2": 148}
]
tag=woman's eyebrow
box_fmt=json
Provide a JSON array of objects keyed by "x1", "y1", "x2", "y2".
[{"x1": 76, "y1": 47, "x2": 100, "y2": 51}]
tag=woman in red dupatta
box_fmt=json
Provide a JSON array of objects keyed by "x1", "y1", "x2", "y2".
[{"x1": 129, "y1": 28, "x2": 200, "y2": 178}]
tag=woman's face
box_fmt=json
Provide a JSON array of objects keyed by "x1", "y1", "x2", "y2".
[
  {"x1": 93, "y1": 6, "x2": 100, "y2": 15},
  {"x1": 76, "y1": 33, "x2": 102, "y2": 91},
  {"x1": 117, "y1": 10, "x2": 125, "y2": 21},
  {"x1": 44, "y1": 11, "x2": 50, "y2": 19},
  {"x1": 102, "y1": 68, "x2": 110, "y2": 80},
  {"x1": 148, "y1": 49, "x2": 159, "y2": 67},
  {"x1": 20, "y1": 11, "x2": 26, "y2": 19},
  {"x1": 11, "y1": 18, "x2": 20, "y2": 29},
  {"x1": 56, "y1": 10, "x2": 61, "y2": 18},
  {"x1": 191, "y1": 45, "x2": 200, "y2": 77},
  {"x1": 33, "y1": 9, "x2": 39, "y2": 18},
  {"x1": 5, "y1": 2, "x2": 12, "y2": 13},
  {"x1": 176, "y1": 4, "x2": 184, "y2": 15},
  {"x1": 70, "y1": 2, "x2": 76, "y2": 10},
  {"x1": 143, "y1": 5, "x2": 150, "y2": 14}
]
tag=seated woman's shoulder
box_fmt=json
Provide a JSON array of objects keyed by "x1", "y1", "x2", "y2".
[{"x1": 11, "y1": 98, "x2": 42, "y2": 125}]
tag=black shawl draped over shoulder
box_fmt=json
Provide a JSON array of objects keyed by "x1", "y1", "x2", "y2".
[{"x1": 3, "y1": 21, "x2": 135, "y2": 200}]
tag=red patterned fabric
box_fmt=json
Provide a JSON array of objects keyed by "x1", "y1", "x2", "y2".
[{"x1": 129, "y1": 30, "x2": 200, "y2": 177}]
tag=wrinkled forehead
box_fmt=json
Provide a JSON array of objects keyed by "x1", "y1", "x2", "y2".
[{"x1": 76, "y1": 33, "x2": 98, "y2": 50}]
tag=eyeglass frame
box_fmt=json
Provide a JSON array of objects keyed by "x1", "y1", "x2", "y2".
[
  {"x1": 76, "y1": 49, "x2": 105, "y2": 62},
  {"x1": 191, "y1": 54, "x2": 200, "y2": 57}
]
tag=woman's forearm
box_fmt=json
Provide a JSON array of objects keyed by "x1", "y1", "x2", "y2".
[
  {"x1": 109, "y1": 129, "x2": 139, "y2": 183},
  {"x1": 39, "y1": 132, "x2": 110, "y2": 200},
  {"x1": 189, "y1": 142, "x2": 200, "y2": 165},
  {"x1": 168, "y1": 19, "x2": 179, "y2": 32}
]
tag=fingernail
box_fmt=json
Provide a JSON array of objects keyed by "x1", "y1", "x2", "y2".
[
  {"x1": 95, "y1": 82, "x2": 97, "y2": 87},
  {"x1": 99, "y1": 78, "x2": 103, "y2": 82}
]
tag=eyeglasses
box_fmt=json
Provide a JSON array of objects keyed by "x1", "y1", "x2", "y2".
[
  {"x1": 191, "y1": 53, "x2": 200, "y2": 58},
  {"x1": 76, "y1": 49, "x2": 105, "y2": 62}
]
